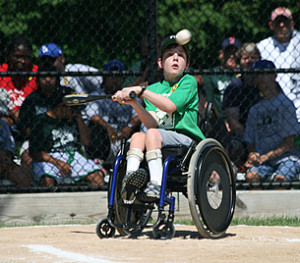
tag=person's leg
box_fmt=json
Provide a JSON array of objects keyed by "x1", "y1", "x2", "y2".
[
  {"x1": 121, "y1": 132, "x2": 148, "y2": 203},
  {"x1": 40, "y1": 176, "x2": 56, "y2": 186},
  {"x1": 125, "y1": 133, "x2": 145, "y2": 175},
  {"x1": 274, "y1": 160, "x2": 299, "y2": 182},
  {"x1": 125, "y1": 132, "x2": 146, "y2": 175},
  {"x1": 31, "y1": 156, "x2": 62, "y2": 186},
  {"x1": 85, "y1": 170, "x2": 105, "y2": 186},
  {"x1": 9, "y1": 164, "x2": 32, "y2": 186},
  {"x1": 245, "y1": 170, "x2": 260, "y2": 183},
  {"x1": 246, "y1": 163, "x2": 273, "y2": 183},
  {"x1": 138, "y1": 129, "x2": 193, "y2": 202},
  {"x1": 145, "y1": 128, "x2": 163, "y2": 184}
]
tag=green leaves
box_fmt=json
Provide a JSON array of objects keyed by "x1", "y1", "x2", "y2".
[{"x1": 0, "y1": 0, "x2": 298, "y2": 69}]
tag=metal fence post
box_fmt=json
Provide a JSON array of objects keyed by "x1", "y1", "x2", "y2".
[{"x1": 147, "y1": 0, "x2": 158, "y2": 84}]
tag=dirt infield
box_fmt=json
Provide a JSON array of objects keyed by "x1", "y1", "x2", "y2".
[{"x1": 1, "y1": 224, "x2": 300, "y2": 263}]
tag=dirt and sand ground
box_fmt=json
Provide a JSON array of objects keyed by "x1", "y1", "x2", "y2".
[{"x1": 1, "y1": 224, "x2": 300, "y2": 263}]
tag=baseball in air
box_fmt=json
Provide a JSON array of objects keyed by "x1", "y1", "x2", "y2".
[{"x1": 175, "y1": 29, "x2": 192, "y2": 45}]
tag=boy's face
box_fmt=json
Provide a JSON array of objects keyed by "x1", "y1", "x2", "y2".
[
  {"x1": 240, "y1": 51, "x2": 260, "y2": 69},
  {"x1": 158, "y1": 45, "x2": 189, "y2": 82},
  {"x1": 9, "y1": 45, "x2": 32, "y2": 71},
  {"x1": 39, "y1": 75, "x2": 57, "y2": 96},
  {"x1": 254, "y1": 74, "x2": 276, "y2": 90}
]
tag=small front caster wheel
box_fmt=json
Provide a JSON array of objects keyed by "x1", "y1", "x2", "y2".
[
  {"x1": 152, "y1": 220, "x2": 176, "y2": 240},
  {"x1": 96, "y1": 218, "x2": 116, "y2": 238}
]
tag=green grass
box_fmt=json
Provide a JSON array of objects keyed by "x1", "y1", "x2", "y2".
[{"x1": 231, "y1": 217, "x2": 300, "y2": 227}]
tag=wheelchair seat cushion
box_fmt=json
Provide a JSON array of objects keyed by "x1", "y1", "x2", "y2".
[{"x1": 161, "y1": 144, "x2": 190, "y2": 159}]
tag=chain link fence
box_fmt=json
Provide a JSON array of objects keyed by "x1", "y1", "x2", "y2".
[{"x1": 1, "y1": 0, "x2": 300, "y2": 192}]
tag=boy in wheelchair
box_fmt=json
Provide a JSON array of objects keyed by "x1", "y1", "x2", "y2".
[{"x1": 112, "y1": 35, "x2": 205, "y2": 203}]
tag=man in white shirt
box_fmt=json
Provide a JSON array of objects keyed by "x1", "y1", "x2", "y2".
[
  {"x1": 257, "y1": 7, "x2": 300, "y2": 121},
  {"x1": 38, "y1": 43, "x2": 104, "y2": 95}
]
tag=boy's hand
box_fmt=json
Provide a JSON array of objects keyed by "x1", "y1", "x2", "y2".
[
  {"x1": 112, "y1": 86, "x2": 140, "y2": 104},
  {"x1": 106, "y1": 125, "x2": 118, "y2": 142},
  {"x1": 55, "y1": 160, "x2": 72, "y2": 176},
  {"x1": 244, "y1": 152, "x2": 261, "y2": 168}
]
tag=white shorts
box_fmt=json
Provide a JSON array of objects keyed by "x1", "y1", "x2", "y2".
[{"x1": 31, "y1": 151, "x2": 101, "y2": 185}]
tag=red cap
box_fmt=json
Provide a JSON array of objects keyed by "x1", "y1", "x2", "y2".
[{"x1": 271, "y1": 7, "x2": 292, "y2": 21}]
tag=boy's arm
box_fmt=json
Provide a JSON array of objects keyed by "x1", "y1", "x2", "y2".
[
  {"x1": 31, "y1": 151, "x2": 71, "y2": 176},
  {"x1": 113, "y1": 86, "x2": 177, "y2": 114},
  {"x1": 130, "y1": 99, "x2": 158, "y2": 129},
  {"x1": 224, "y1": 107, "x2": 244, "y2": 137}
]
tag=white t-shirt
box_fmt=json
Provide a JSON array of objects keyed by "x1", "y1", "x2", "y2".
[
  {"x1": 257, "y1": 30, "x2": 300, "y2": 120},
  {"x1": 61, "y1": 64, "x2": 103, "y2": 95}
]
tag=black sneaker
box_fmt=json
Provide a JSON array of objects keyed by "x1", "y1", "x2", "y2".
[
  {"x1": 121, "y1": 168, "x2": 149, "y2": 204},
  {"x1": 137, "y1": 181, "x2": 161, "y2": 203}
]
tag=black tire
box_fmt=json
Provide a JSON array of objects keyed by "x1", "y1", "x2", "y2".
[
  {"x1": 152, "y1": 220, "x2": 176, "y2": 240},
  {"x1": 187, "y1": 138, "x2": 236, "y2": 238},
  {"x1": 109, "y1": 158, "x2": 152, "y2": 236},
  {"x1": 96, "y1": 218, "x2": 116, "y2": 238}
]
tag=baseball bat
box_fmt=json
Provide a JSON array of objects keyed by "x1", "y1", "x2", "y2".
[{"x1": 63, "y1": 91, "x2": 136, "y2": 106}]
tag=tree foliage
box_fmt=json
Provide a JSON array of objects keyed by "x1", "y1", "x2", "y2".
[{"x1": 0, "y1": 0, "x2": 299, "y2": 69}]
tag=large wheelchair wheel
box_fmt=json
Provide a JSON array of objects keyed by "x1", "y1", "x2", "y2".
[
  {"x1": 109, "y1": 158, "x2": 152, "y2": 236},
  {"x1": 187, "y1": 138, "x2": 236, "y2": 238}
]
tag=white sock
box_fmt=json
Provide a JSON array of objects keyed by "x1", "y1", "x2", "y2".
[
  {"x1": 125, "y1": 148, "x2": 144, "y2": 177},
  {"x1": 148, "y1": 158, "x2": 163, "y2": 185},
  {"x1": 126, "y1": 156, "x2": 141, "y2": 176}
]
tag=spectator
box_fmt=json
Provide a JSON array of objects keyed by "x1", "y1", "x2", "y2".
[
  {"x1": 85, "y1": 59, "x2": 141, "y2": 163},
  {"x1": 0, "y1": 88, "x2": 32, "y2": 186},
  {"x1": 0, "y1": 36, "x2": 38, "y2": 127},
  {"x1": 244, "y1": 60, "x2": 300, "y2": 183},
  {"x1": 256, "y1": 7, "x2": 300, "y2": 121},
  {"x1": 17, "y1": 61, "x2": 60, "y2": 139},
  {"x1": 203, "y1": 37, "x2": 241, "y2": 118},
  {"x1": 222, "y1": 43, "x2": 262, "y2": 167},
  {"x1": 29, "y1": 86, "x2": 105, "y2": 187},
  {"x1": 223, "y1": 43, "x2": 261, "y2": 138},
  {"x1": 16, "y1": 61, "x2": 61, "y2": 171},
  {"x1": 113, "y1": 35, "x2": 205, "y2": 203},
  {"x1": 38, "y1": 43, "x2": 104, "y2": 95}
]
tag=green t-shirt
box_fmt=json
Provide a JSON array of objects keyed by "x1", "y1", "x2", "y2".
[
  {"x1": 29, "y1": 113, "x2": 80, "y2": 154},
  {"x1": 144, "y1": 74, "x2": 205, "y2": 141},
  {"x1": 203, "y1": 66, "x2": 237, "y2": 118}
]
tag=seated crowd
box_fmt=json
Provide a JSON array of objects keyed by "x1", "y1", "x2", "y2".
[{"x1": 1, "y1": 7, "x2": 300, "y2": 187}]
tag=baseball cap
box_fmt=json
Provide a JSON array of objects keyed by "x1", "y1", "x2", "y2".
[
  {"x1": 0, "y1": 88, "x2": 10, "y2": 116},
  {"x1": 38, "y1": 43, "x2": 63, "y2": 58},
  {"x1": 103, "y1": 59, "x2": 125, "y2": 71},
  {"x1": 221, "y1": 37, "x2": 242, "y2": 51},
  {"x1": 160, "y1": 35, "x2": 190, "y2": 61},
  {"x1": 252, "y1": 59, "x2": 276, "y2": 69},
  {"x1": 51, "y1": 85, "x2": 76, "y2": 108},
  {"x1": 271, "y1": 7, "x2": 292, "y2": 21}
]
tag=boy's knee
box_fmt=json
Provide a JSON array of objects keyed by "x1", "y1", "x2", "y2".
[
  {"x1": 246, "y1": 170, "x2": 260, "y2": 183},
  {"x1": 131, "y1": 132, "x2": 145, "y2": 141}
]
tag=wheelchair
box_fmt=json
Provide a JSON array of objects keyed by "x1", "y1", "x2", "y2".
[{"x1": 96, "y1": 138, "x2": 236, "y2": 240}]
